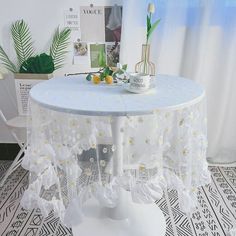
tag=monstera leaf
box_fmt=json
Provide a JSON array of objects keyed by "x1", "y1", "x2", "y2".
[{"x1": 20, "y1": 53, "x2": 54, "y2": 74}]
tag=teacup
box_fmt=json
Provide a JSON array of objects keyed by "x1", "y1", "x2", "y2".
[{"x1": 129, "y1": 73, "x2": 151, "y2": 91}]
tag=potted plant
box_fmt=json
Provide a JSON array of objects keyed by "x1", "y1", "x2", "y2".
[
  {"x1": 0, "y1": 19, "x2": 71, "y2": 78},
  {"x1": 135, "y1": 3, "x2": 161, "y2": 76},
  {"x1": 0, "y1": 20, "x2": 71, "y2": 115}
]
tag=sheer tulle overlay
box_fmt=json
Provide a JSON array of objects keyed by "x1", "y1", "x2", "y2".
[{"x1": 21, "y1": 97, "x2": 211, "y2": 227}]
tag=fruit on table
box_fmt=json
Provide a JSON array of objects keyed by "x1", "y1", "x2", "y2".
[
  {"x1": 93, "y1": 75, "x2": 101, "y2": 84},
  {"x1": 105, "y1": 75, "x2": 113, "y2": 84}
]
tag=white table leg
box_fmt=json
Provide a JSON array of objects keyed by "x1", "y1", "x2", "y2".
[{"x1": 72, "y1": 116, "x2": 166, "y2": 236}]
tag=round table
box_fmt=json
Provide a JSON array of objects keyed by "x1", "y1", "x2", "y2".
[
  {"x1": 30, "y1": 75, "x2": 204, "y2": 116},
  {"x1": 28, "y1": 75, "x2": 205, "y2": 236}
]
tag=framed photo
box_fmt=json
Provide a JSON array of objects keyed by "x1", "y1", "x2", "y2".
[
  {"x1": 105, "y1": 6, "x2": 122, "y2": 42},
  {"x1": 90, "y1": 44, "x2": 106, "y2": 68},
  {"x1": 106, "y1": 43, "x2": 120, "y2": 67},
  {"x1": 74, "y1": 41, "x2": 88, "y2": 56}
]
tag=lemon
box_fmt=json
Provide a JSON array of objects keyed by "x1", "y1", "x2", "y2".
[
  {"x1": 93, "y1": 75, "x2": 101, "y2": 84},
  {"x1": 105, "y1": 75, "x2": 113, "y2": 84}
]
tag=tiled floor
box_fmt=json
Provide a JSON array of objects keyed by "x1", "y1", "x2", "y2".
[{"x1": 0, "y1": 161, "x2": 236, "y2": 236}]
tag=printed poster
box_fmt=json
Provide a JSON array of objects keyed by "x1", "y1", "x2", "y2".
[
  {"x1": 80, "y1": 6, "x2": 105, "y2": 42},
  {"x1": 64, "y1": 10, "x2": 80, "y2": 31},
  {"x1": 15, "y1": 79, "x2": 43, "y2": 116}
]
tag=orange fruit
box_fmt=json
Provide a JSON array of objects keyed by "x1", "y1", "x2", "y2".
[
  {"x1": 93, "y1": 75, "x2": 101, "y2": 84},
  {"x1": 105, "y1": 75, "x2": 113, "y2": 84}
]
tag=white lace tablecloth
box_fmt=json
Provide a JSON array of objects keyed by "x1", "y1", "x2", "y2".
[{"x1": 21, "y1": 75, "x2": 211, "y2": 227}]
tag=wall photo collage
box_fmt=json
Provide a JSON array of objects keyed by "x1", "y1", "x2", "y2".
[{"x1": 65, "y1": 4, "x2": 122, "y2": 69}]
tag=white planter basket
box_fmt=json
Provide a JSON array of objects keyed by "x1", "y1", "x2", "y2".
[{"x1": 14, "y1": 73, "x2": 53, "y2": 116}]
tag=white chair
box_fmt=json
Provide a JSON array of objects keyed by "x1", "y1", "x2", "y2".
[
  {"x1": 0, "y1": 110, "x2": 27, "y2": 187},
  {"x1": 0, "y1": 73, "x2": 51, "y2": 186}
]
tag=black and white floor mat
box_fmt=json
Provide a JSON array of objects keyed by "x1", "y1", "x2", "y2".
[{"x1": 0, "y1": 161, "x2": 236, "y2": 236}]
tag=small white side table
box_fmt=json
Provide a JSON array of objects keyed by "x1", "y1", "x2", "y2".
[{"x1": 30, "y1": 75, "x2": 205, "y2": 236}]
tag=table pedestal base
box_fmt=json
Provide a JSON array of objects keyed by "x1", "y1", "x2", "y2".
[
  {"x1": 207, "y1": 155, "x2": 236, "y2": 165},
  {"x1": 72, "y1": 189, "x2": 166, "y2": 236}
]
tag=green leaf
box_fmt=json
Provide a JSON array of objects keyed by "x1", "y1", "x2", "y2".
[
  {"x1": 86, "y1": 73, "x2": 92, "y2": 81},
  {"x1": 20, "y1": 53, "x2": 54, "y2": 74},
  {"x1": 122, "y1": 64, "x2": 128, "y2": 71},
  {"x1": 147, "y1": 15, "x2": 151, "y2": 33},
  {"x1": 112, "y1": 71, "x2": 118, "y2": 78},
  {"x1": 103, "y1": 66, "x2": 111, "y2": 76},
  {"x1": 50, "y1": 27, "x2": 71, "y2": 70},
  {"x1": 147, "y1": 19, "x2": 161, "y2": 41},
  {"x1": 112, "y1": 69, "x2": 124, "y2": 78},
  {"x1": 108, "y1": 69, "x2": 113, "y2": 75},
  {"x1": 11, "y1": 20, "x2": 35, "y2": 67},
  {"x1": 100, "y1": 72, "x2": 105, "y2": 81},
  {"x1": 0, "y1": 45, "x2": 17, "y2": 72}
]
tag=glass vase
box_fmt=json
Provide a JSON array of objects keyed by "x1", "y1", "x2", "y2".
[{"x1": 135, "y1": 44, "x2": 155, "y2": 76}]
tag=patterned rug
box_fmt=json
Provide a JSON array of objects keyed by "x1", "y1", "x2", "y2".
[{"x1": 0, "y1": 161, "x2": 236, "y2": 236}]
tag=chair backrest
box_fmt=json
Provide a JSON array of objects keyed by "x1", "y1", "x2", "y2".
[{"x1": 0, "y1": 109, "x2": 7, "y2": 124}]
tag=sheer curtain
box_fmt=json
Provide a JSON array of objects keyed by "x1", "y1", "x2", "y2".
[{"x1": 121, "y1": 0, "x2": 236, "y2": 164}]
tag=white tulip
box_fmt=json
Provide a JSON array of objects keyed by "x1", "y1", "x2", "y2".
[{"x1": 148, "y1": 3, "x2": 155, "y2": 14}]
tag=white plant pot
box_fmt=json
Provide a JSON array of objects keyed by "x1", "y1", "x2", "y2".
[{"x1": 14, "y1": 73, "x2": 53, "y2": 116}]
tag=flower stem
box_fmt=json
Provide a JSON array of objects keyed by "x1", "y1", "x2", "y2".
[
  {"x1": 143, "y1": 41, "x2": 148, "y2": 74},
  {"x1": 143, "y1": 13, "x2": 152, "y2": 74}
]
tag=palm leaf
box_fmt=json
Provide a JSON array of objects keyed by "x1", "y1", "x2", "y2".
[
  {"x1": 11, "y1": 20, "x2": 35, "y2": 66},
  {"x1": 49, "y1": 27, "x2": 71, "y2": 70},
  {"x1": 0, "y1": 45, "x2": 17, "y2": 72}
]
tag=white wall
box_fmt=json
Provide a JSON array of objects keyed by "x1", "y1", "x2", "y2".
[{"x1": 0, "y1": 0, "x2": 124, "y2": 142}]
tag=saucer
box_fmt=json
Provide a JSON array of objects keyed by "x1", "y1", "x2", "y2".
[{"x1": 123, "y1": 83, "x2": 155, "y2": 94}]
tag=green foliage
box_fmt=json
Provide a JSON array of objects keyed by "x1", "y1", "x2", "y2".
[
  {"x1": 0, "y1": 46, "x2": 17, "y2": 72},
  {"x1": 99, "y1": 66, "x2": 113, "y2": 81},
  {"x1": 146, "y1": 15, "x2": 161, "y2": 42},
  {"x1": 147, "y1": 15, "x2": 152, "y2": 33},
  {"x1": 86, "y1": 73, "x2": 92, "y2": 81},
  {"x1": 11, "y1": 20, "x2": 35, "y2": 66},
  {"x1": 111, "y1": 64, "x2": 128, "y2": 79},
  {"x1": 20, "y1": 53, "x2": 54, "y2": 74},
  {"x1": 122, "y1": 64, "x2": 128, "y2": 71},
  {"x1": 99, "y1": 72, "x2": 105, "y2": 81},
  {"x1": 0, "y1": 19, "x2": 71, "y2": 74},
  {"x1": 147, "y1": 19, "x2": 161, "y2": 41},
  {"x1": 50, "y1": 27, "x2": 71, "y2": 70},
  {"x1": 104, "y1": 66, "x2": 113, "y2": 76},
  {"x1": 85, "y1": 64, "x2": 128, "y2": 83}
]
